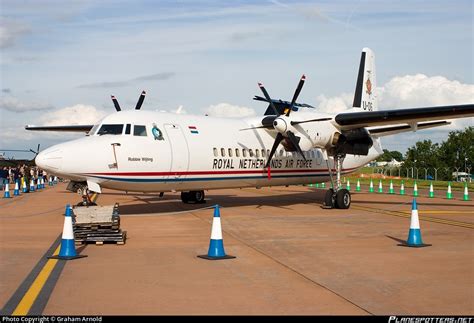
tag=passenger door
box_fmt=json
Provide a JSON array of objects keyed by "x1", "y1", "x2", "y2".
[{"x1": 163, "y1": 124, "x2": 189, "y2": 179}]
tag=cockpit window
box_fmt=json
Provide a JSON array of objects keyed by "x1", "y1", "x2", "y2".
[
  {"x1": 97, "y1": 124, "x2": 124, "y2": 135},
  {"x1": 133, "y1": 125, "x2": 147, "y2": 137}
]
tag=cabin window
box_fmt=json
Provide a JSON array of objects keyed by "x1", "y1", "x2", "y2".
[
  {"x1": 242, "y1": 149, "x2": 247, "y2": 157},
  {"x1": 125, "y1": 124, "x2": 131, "y2": 135},
  {"x1": 221, "y1": 148, "x2": 225, "y2": 157},
  {"x1": 249, "y1": 149, "x2": 254, "y2": 157},
  {"x1": 213, "y1": 148, "x2": 218, "y2": 157},
  {"x1": 261, "y1": 149, "x2": 266, "y2": 157},
  {"x1": 97, "y1": 124, "x2": 124, "y2": 135},
  {"x1": 279, "y1": 149, "x2": 284, "y2": 157},
  {"x1": 228, "y1": 148, "x2": 233, "y2": 157},
  {"x1": 255, "y1": 149, "x2": 260, "y2": 158},
  {"x1": 133, "y1": 125, "x2": 147, "y2": 136},
  {"x1": 235, "y1": 148, "x2": 240, "y2": 157}
]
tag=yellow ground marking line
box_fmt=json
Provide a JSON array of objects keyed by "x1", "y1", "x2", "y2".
[
  {"x1": 12, "y1": 245, "x2": 60, "y2": 316},
  {"x1": 400, "y1": 210, "x2": 474, "y2": 214},
  {"x1": 353, "y1": 205, "x2": 474, "y2": 229}
]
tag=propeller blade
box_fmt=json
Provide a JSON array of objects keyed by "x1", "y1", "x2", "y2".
[
  {"x1": 287, "y1": 131, "x2": 306, "y2": 161},
  {"x1": 111, "y1": 95, "x2": 121, "y2": 111},
  {"x1": 290, "y1": 117, "x2": 332, "y2": 126},
  {"x1": 37, "y1": 144, "x2": 40, "y2": 154},
  {"x1": 258, "y1": 82, "x2": 279, "y2": 115},
  {"x1": 287, "y1": 74, "x2": 306, "y2": 116},
  {"x1": 135, "y1": 90, "x2": 146, "y2": 110},
  {"x1": 265, "y1": 133, "x2": 284, "y2": 168}
]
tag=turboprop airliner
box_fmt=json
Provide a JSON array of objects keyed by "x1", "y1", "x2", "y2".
[{"x1": 28, "y1": 48, "x2": 474, "y2": 209}]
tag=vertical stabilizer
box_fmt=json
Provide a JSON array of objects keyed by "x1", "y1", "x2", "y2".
[{"x1": 352, "y1": 48, "x2": 377, "y2": 111}]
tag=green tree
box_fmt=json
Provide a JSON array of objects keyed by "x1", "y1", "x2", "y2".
[
  {"x1": 438, "y1": 126, "x2": 474, "y2": 179},
  {"x1": 376, "y1": 149, "x2": 403, "y2": 162},
  {"x1": 403, "y1": 140, "x2": 442, "y2": 179}
]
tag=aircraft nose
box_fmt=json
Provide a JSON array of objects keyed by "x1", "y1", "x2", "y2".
[{"x1": 35, "y1": 147, "x2": 63, "y2": 172}]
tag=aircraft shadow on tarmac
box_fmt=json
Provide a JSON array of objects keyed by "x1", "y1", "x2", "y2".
[
  {"x1": 114, "y1": 190, "x2": 328, "y2": 215},
  {"x1": 94, "y1": 189, "x2": 473, "y2": 215}
]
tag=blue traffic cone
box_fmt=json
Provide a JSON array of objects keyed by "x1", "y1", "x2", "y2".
[
  {"x1": 54, "y1": 176, "x2": 58, "y2": 184},
  {"x1": 48, "y1": 205, "x2": 87, "y2": 260},
  {"x1": 41, "y1": 177, "x2": 45, "y2": 189},
  {"x1": 198, "y1": 205, "x2": 235, "y2": 260},
  {"x1": 3, "y1": 182, "x2": 11, "y2": 198},
  {"x1": 399, "y1": 199, "x2": 431, "y2": 248},
  {"x1": 36, "y1": 178, "x2": 41, "y2": 190},
  {"x1": 30, "y1": 179, "x2": 35, "y2": 192},
  {"x1": 49, "y1": 176, "x2": 53, "y2": 186},
  {"x1": 13, "y1": 180, "x2": 20, "y2": 196}
]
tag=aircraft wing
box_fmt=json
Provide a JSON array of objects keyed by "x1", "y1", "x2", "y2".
[
  {"x1": 334, "y1": 104, "x2": 474, "y2": 130},
  {"x1": 25, "y1": 125, "x2": 94, "y2": 133},
  {"x1": 368, "y1": 121, "x2": 450, "y2": 137}
]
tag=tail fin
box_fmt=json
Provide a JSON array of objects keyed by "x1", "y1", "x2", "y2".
[{"x1": 352, "y1": 48, "x2": 377, "y2": 111}]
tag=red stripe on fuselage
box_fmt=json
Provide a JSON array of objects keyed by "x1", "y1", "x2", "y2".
[{"x1": 84, "y1": 167, "x2": 358, "y2": 177}]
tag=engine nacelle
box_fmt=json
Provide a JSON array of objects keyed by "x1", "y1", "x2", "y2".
[{"x1": 332, "y1": 128, "x2": 373, "y2": 155}]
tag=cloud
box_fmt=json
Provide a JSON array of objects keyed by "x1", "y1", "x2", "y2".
[
  {"x1": 77, "y1": 72, "x2": 175, "y2": 89},
  {"x1": 204, "y1": 103, "x2": 256, "y2": 118},
  {"x1": 315, "y1": 74, "x2": 474, "y2": 114},
  {"x1": 315, "y1": 93, "x2": 353, "y2": 113},
  {"x1": 0, "y1": 19, "x2": 30, "y2": 49},
  {"x1": 378, "y1": 74, "x2": 474, "y2": 108},
  {"x1": 40, "y1": 104, "x2": 107, "y2": 126},
  {"x1": 0, "y1": 96, "x2": 53, "y2": 112}
]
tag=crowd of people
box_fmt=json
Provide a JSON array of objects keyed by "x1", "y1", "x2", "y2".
[{"x1": 0, "y1": 165, "x2": 51, "y2": 191}]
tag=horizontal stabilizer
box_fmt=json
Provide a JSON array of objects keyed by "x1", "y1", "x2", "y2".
[{"x1": 25, "y1": 125, "x2": 94, "y2": 132}]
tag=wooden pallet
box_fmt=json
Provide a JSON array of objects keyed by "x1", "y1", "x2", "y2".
[{"x1": 75, "y1": 231, "x2": 127, "y2": 245}]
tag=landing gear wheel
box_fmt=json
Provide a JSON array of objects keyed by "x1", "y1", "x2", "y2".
[
  {"x1": 181, "y1": 192, "x2": 190, "y2": 203},
  {"x1": 181, "y1": 191, "x2": 205, "y2": 204},
  {"x1": 191, "y1": 190, "x2": 205, "y2": 204},
  {"x1": 336, "y1": 189, "x2": 351, "y2": 209},
  {"x1": 324, "y1": 189, "x2": 335, "y2": 208}
]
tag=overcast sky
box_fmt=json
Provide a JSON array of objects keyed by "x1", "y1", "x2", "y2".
[{"x1": 1, "y1": 0, "x2": 473, "y2": 159}]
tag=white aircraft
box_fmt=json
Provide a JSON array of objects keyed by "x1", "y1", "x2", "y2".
[{"x1": 28, "y1": 48, "x2": 474, "y2": 209}]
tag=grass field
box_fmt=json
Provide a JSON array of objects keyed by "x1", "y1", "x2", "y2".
[{"x1": 339, "y1": 168, "x2": 471, "y2": 192}]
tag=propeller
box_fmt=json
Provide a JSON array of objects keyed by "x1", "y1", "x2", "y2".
[
  {"x1": 110, "y1": 90, "x2": 146, "y2": 112},
  {"x1": 30, "y1": 144, "x2": 41, "y2": 157},
  {"x1": 135, "y1": 90, "x2": 146, "y2": 110},
  {"x1": 257, "y1": 76, "x2": 309, "y2": 167},
  {"x1": 249, "y1": 75, "x2": 333, "y2": 168},
  {"x1": 111, "y1": 95, "x2": 121, "y2": 111}
]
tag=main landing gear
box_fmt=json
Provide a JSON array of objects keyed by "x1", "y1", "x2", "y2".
[
  {"x1": 323, "y1": 154, "x2": 351, "y2": 209},
  {"x1": 181, "y1": 190, "x2": 206, "y2": 204}
]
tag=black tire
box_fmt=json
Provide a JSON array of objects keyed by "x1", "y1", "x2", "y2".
[
  {"x1": 336, "y1": 189, "x2": 351, "y2": 209},
  {"x1": 324, "y1": 189, "x2": 335, "y2": 208},
  {"x1": 191, "y1": 190, "x2": 205, "y2": 204},
  {"x1": 181, "y1": 192, "x2": 190, "y2": 203}
]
